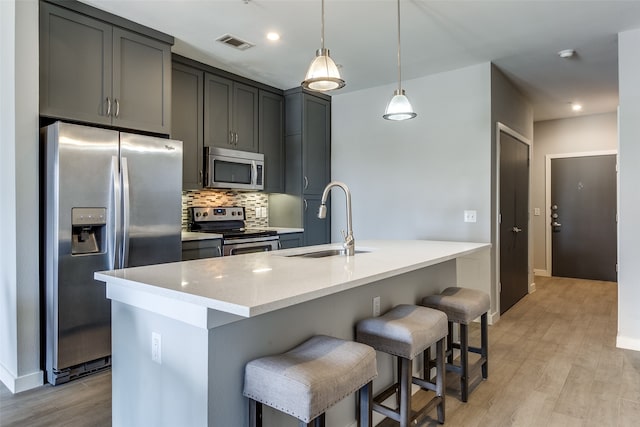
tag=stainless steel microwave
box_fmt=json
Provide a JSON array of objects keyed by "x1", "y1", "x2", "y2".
[{"x1": 204, "y1": 147, "x2": 264, "y2": 191}]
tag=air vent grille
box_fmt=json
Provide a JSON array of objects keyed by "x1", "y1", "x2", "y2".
[{"x1": 216, "y1": 34, "x2": 254, "y2": 51}]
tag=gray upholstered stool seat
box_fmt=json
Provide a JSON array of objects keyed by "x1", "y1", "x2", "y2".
[
  {"x1": 356, "y1": 304, "x2": 448, "y2": 427},
  {"x1": 243, "y1": 335, "x2": 377, "y2": 426},
  {"x1": 422, "y1": 287, "x2": 490, "y2": 402}
]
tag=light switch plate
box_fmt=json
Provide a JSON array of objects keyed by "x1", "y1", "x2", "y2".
[
  {"x1": 464, "y1": 210, "x2": 477, "y2": 223},
  {"x1": 534, "y1": 208, "x2": 541, "y2": 216}
]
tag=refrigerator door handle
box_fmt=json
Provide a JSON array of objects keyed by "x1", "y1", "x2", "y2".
[
  {"x1": 121, "y1": 156, "x2": 131, "y2": 268},
  {"x1": 111, "y1": 156, "x2": 121, "y2": 270}
]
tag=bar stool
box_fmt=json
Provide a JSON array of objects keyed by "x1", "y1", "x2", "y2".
[
  {"x1": 356, "y1": 304, "x2": 448, "y2": 427},
  {"x1": 422, "y1": 287, "x2": 490, "y2": 402},
  {"x1": 243, "y1": 335, "x2": 377, "y2": 427}
]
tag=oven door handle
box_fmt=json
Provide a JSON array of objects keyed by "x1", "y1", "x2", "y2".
[{"x1": 224, "y1": 240, "x2": 279, "y2": 256}]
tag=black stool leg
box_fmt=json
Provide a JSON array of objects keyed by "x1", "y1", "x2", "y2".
[
  {"x1": 399, "y1": 357, "x2": 412, "y2": 427},
  {"x1": 446, "y1": 322, "x2": 454, "y2": 364},
  {"x1": 358, "y1": 381, "x2": 373, "y2": 427},
  {"x1": 249, "y1": 400, "x2": 262, "y2": 427},
  {"x1": 436, "y1": 338, "x2": 446, "y2": 424},
  {"x1": 481, "y1": 313, "x2": 488, "y2": 379},
  {"x1": 460, "y1": 323, "x2": 469, "y2": 402}
]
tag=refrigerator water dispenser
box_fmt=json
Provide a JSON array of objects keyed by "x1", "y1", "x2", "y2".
[{"x1": 71, "y1": 207, "x2": 106, "y2": 255}]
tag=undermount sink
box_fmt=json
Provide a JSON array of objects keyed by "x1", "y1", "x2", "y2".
[{"x1": 286, "y1": 249, "x2": 370, "y2": 258}]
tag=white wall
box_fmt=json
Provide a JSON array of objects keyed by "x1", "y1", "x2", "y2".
[
  {"x1": 331, "y1": 63, "x2": 492, "y2": 242},
  {"x1": 0, "y1": 0, "x2": 42, "y2": 393},
  {"x1": 531, "y1": 113, "x2": 618, "y2": 275},
  {"x1": 618, "y1": 28, "x2": 640, "y2": 351}
]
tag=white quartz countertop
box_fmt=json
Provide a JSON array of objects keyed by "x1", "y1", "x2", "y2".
[{"x1": 96, "y1": 240, "x2": 490, "y2": 318}]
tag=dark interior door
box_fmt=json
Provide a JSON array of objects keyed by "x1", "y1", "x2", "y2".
[
  {"x1": 500, "y1": 132, "x2": 529, "y2": 314},
  {"x1": 551, "y1": 155, "x2": 617, "y2": 281}
]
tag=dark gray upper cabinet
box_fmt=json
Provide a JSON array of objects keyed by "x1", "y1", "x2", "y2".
[
  {"x1": 39, "y1": 1, "x2": 172, "y2": 135},
  {"x1": 284, "y1": 89, "x2": 331, "y2": 196},
  {"x1": 259, "y1": 90, "x2": 284, "y2": 193},
  {"x1": 172, "y1": 62, "x2": 204, "y2": 190},
  {"x1": 204, "y1": 73, "x2": 258, "y2": 152}
]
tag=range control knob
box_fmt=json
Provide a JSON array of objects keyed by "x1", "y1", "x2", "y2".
[{"x1": 203, "y1": 212, "x2": 208, "y2": 217}]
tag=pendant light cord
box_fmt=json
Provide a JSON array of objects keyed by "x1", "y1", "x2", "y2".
[
  {"x1": 396, "y1": 0, "x2": 402, "y2": 92},
  {"x1": 321, "y1": 0, "x2": 325, "y2": 50}
]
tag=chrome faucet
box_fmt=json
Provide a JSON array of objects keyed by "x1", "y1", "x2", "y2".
[{"x1": 318, "y1": 181, "x2": 355, "y2": 256}]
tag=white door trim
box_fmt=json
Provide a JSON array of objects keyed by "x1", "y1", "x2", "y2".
[
  {"x1": 544, "y1": 150, "x2": 618, "y2": 278},
  {"x1": 496, "y1": 122, "x2": 532, "y2": 318}
]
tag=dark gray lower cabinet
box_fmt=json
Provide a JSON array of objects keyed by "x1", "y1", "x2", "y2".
[
  {"x1": 278, "y1": 233, "x2": 303, "y2": 249},
  {"x1": 303, "y1": 196, "x2": 330, "y2": 246},
  {"x1": 172, "y1": 62, "x2": 204, "y2": 190},
  {"x1": 182, "y1": 239, "x2": 222, "y2": 261}
]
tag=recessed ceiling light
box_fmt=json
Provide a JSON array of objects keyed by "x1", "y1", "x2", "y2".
[
  {"x1": 571, "y1": 103, "x2": 583, "y2": 112},
  {"x1": 558, "y1": 49, "x2": 576, "y2": 59},
  {"x1": 266, "y1": 32, "x2": 280, "y2": 41}
]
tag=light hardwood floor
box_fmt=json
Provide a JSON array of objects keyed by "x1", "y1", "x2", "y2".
[{"x1": 2, "y1": 276, "x2": 639, "y2": 426}]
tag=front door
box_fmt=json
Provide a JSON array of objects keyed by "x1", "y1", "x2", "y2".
[
  {"x1": 551, "y1": 155, "x2": 617, "y2": 281},
  {"x1": 499, "y1": 131, "x2": 530, "y2": 314}
]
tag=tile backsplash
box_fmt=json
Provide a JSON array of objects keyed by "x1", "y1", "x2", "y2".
[{"x1": 182, "y1": 190, "x2": 269, "y2": 229}]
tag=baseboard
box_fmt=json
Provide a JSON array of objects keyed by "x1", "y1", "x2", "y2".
[
  {"x1": 0, "y1": 363, "x2": 44, "y2": 394},
  {"x1": 488, "y1": 310, "x2": 500, "y2": 325},
  {"x1": 616, "y1": 335, "x2": 640, "y2": 352},
  {"x1": 534, "y1": 269, "x2": 550, "y2": 277},
  {"x1": 529, "y1": 282, "x2": 537, "y2": 293}
]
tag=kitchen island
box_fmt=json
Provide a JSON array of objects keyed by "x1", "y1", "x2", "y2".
[{"x1": 96, "y1": 240, "x2": 490, "y2": 427}]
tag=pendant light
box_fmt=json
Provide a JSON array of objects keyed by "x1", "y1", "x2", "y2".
[
  {"x1": 383, "y1": 0, "x2": 416, "y2": 120},
  {"x1": 302, "y1": 0, "x2": 345, "y2": 92}
]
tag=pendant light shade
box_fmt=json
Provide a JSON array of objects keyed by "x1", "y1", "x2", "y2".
[
  {"x1": 302, "y1": 0, "x2": 345, "y2": 91},
  {"x1": 383, "y1": 89, "x2": 417, "y2": 121},
  {"x1": 384, "y1": 0, "x2": 416, "y2": 120}
]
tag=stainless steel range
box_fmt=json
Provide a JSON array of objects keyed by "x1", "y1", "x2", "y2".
[{"x1": 188, "y1": 207, "x2": 279, "y2": 256}]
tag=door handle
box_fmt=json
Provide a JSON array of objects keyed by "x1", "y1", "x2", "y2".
[
  {"x1": 121, "y1": 157, "x2": 131, "y2": 268},
  {"x1": 114, "y1": 99, "x2": 120, "y2": 118},
  {"x1": 303, "y1": 176, "x2": 309, "y2": 190},
  {"x1": 512, "y1": 226, "x2": 522, "y2": 233},
  {"x1": 106, "y1": 97, "x2": 112, "y2": 117},
  {"x1": 552, "y1": 222, "x2": 562, "y2": 227}
]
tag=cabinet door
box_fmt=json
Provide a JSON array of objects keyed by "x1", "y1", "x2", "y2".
[
  {"x1": 278, "y1": 233, "x2": 303, "y2": 249},
  {"x1": 112, "y1": 27, "x2": 171, "y2": 134},
  {"x1": 233, "y1": 83, "x2": 259, "y2": 152},
  {"x1": 40, "y1": 2, "x2": 112, "y2": 125},
  {"x1": 303, "y1": 196, "x2": 330, "y2": 246},
  {"x1": 259, "y1": 91, "x2": 284, "y2": 193},
  {"x1": 204, "y1": 73, "x2": 233, "y2": 148},
  {"x1": 303, "y1": 95, "x2": 331, "y2": 194},
  {"x1": 172, "y1": 63, "x2": 204, "y2": 190}
]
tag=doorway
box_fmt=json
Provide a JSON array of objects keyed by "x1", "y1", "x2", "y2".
[
  {"x1": 498, "y1": 124, "x2": 531, "y2": 315},
  {"x1": 547, "y1": 152, "x2": 617, "y2": 282}
]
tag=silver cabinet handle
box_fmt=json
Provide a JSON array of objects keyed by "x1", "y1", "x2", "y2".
[
  {"x1": 106, "y1": 97, "x2": 112, "y2": 117},
  {"x1": 552, "y1": 222, "x2": 562, "y2": 227},
  {"x1": 199, "y1": 170, "x2": 203, "y2": 185},
  {"x1": 304, "y1": 176, "x2": 309, "y2": 190},
  {"x1": 216, "y1": 246, "x2": 222, "y2": 257},
  {"x1": 234, "y1": 132, "x2": 239, "y2": 145},
  {"x1": 512, "y1": 226, "x2": 522, "y2": 233},
  {"x1": 114, "y1": 99, "x2": 120, "y2": 118},
  {"x1": 304, "y1": 199, "x2": 308, "y2": 211},
  {"x1": 229, "y1": 131, "x2": 234, "y2": 145}
]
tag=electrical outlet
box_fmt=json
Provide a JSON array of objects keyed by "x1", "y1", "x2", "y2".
[
  {"x1": 464, "y1": 210, "x2": 477, "y2": 223},
  {"x1": 152, "y1": 332, "x2": 162, "y2": 364},
  {"x1": 261, "y1": 207, "x2": 267, "y2": 218},
  {"x1": 373, "y1": 296, "x2": 381, "y2": 317},
  {"x1": 534, "y1": 207, "x2": 541, "y2": 216},
  {"x1": 255, "y1": 207, "x2": 261, "y2": 218}
]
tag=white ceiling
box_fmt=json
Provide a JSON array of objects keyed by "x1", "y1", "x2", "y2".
[{"x1": 82, "y1": 0, "x2": 640, "y2": 121}]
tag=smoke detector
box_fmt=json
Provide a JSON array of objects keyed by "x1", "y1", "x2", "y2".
[
  {"x1": 216, "y1": 34, "x2": 254, "y2": 51},
  {"x1": 558, "y1": 49, "x2": 576, "y2": 59}
]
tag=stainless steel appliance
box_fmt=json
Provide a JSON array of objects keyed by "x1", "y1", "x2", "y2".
[
  {"x1": 188, "y1": 207, "x2": 279, "y2": 255},
  {"x1": 42, "y1": 121, "x2": 182, "y2": 385},
  {"x1": 204, "y1": 147, "x2": 264, "y2": 190}
]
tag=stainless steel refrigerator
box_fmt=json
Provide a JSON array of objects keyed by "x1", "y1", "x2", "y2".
[{"x1": 42, "y1": 121, "x2": 182, "y2": 385}]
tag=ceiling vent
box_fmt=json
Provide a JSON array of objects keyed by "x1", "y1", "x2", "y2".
[{"x1": 216, "y1": 34, "x2": 254, "y2": 51}]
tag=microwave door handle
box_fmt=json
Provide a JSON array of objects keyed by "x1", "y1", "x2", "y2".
[{"x1": 252, "y1": 161, "x2": 258, "y2": 187}]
